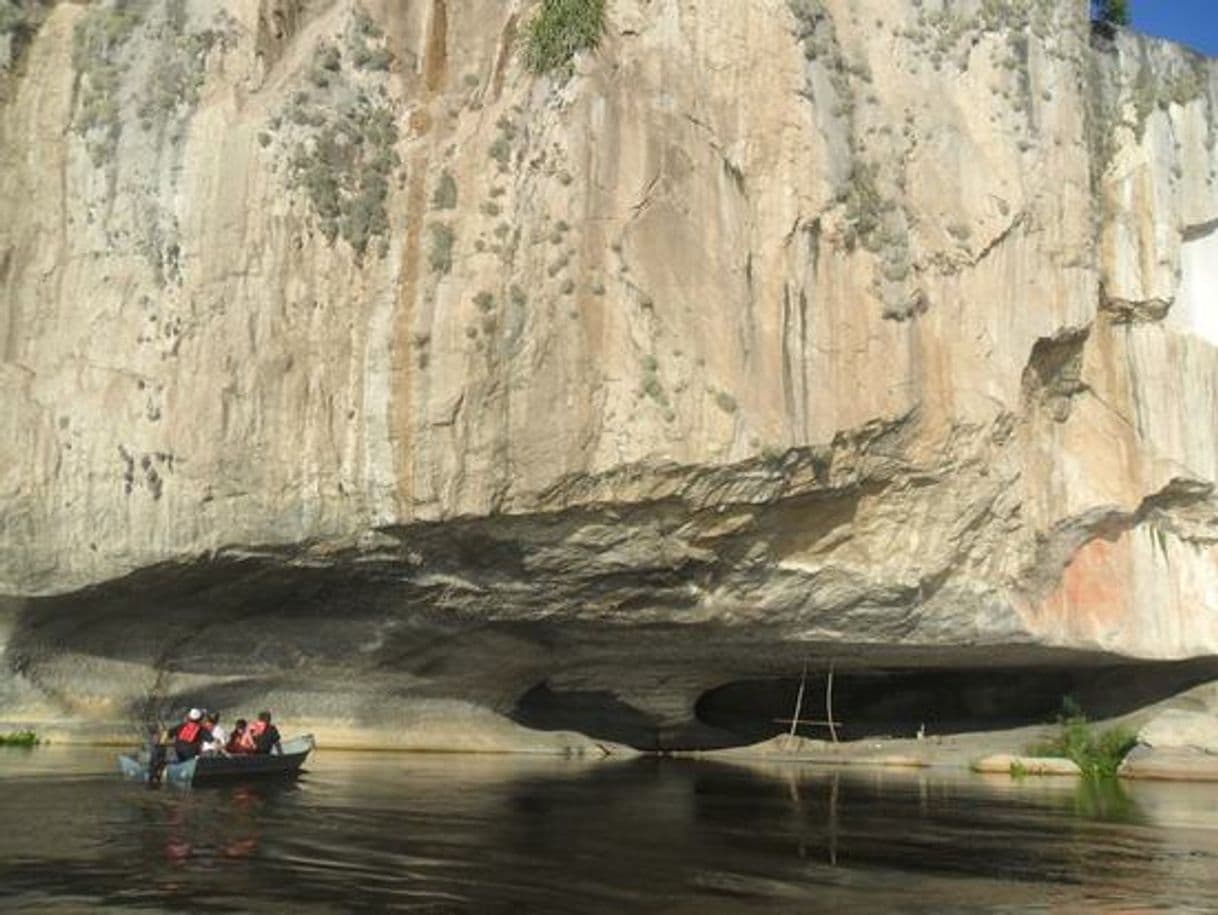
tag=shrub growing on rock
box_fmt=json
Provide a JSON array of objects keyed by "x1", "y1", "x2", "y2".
[
  {"x1": 285, "y1": 86, "x2": 400, "y2": 258},
  {"x1": 523, "y1": 0, "x2": 605, "y2": 74},
  {"x1": 429, "y1": 223, "x2": 455, "y2": 275},
  {"x1": 1091, "y1": 0, "x2": 1130, "y2": 27},
  {"x1": 432, "y1": 171, "x2": 458, "y2": 210}
]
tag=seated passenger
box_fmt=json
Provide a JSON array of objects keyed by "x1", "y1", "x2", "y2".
[
  {"x1": 170, "y1": 708, "x2": 205, "y2": 761},
  {"x1": 201, "y1": 711, "x2": 228, "y2": 755},
  {"x1": 226, "y1": 718, "x2": 249, "y2": 754},
  {"x1": 238, "y1": 718, "x2": 259, "y2": 753},
  {"x1": 248, "y1": 710, "x2": 282, "y2": 755}
]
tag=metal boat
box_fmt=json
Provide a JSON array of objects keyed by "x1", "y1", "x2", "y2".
[{"x1": 118, "y1": 735, "x2": 315, "y2": 786}]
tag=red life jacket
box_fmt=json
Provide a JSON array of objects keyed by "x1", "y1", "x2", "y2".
[{"x1": 177, "y1": 720, "x2": 201, "y2": 743}]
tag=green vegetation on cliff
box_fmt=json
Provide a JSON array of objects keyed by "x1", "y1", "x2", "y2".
[
  {"x1": 432, "y1": 171, "x2": 458, "y2": 210},
  {"x1": 1092, "y1": 0, "x2": 1131, "y2": 27},
  {"x1": 281, "y1": 35, "x2": 400, "y2": 261},
  {"x1": 71, "y1": 1, "x2": 145, "y2": 166},
  {"x1": 287, "y1": 91, "x2": 399, "y2": 258},
  {"x1": 1, "y1": 0, "x2": 48, "y2": 57},
  {"x1": 270, "y1": 10, "x2": 400, "y2": 260},
  {"x1": 429, "y1": 222, "x2": 455, "y2": 274},
  {"x1": 349, "y1": 5, "x2": 393, "y2": 71},
  {"x1": 524, "y1": 0, "x2": 605, "y2": 74},
  {"x1": 137, "y1": 6, "x2": 235, "y2": 143},
  {"x1": 71, "y1": 2, "x2": 233, "y2": 166}
]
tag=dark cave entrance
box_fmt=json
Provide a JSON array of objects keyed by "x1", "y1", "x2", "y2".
[
  {"x1": 509, "y1": 682, "x2": 666, "y2": 749},
  {"x1": 508, "y1": 658, "x2": 1218, "y2": 751},
  {"x1": 693, "y1": 659, "x2": 1218, "y2": 745}
]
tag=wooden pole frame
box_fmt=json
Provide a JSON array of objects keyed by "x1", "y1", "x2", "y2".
[
  {"x1": 826, "y1": 661, "x2": 838, "y2": 743},
  {"x1": 788, "y1": 660, "x2": 808, "y2": 740},
  {"x1": 781, "y1": 660, "x2": 842, "y2": 743}
]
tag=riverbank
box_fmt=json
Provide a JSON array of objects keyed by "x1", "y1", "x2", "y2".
[
  {"x1": 687, "y1": 724, "x2": 1059, "y2": 770},
  {"x1": 690, "y1": 711, "x2": 1218, "y2": 783},
  {"x1": 6, "y1": 705, "x2": 1217, "y2": 781}
]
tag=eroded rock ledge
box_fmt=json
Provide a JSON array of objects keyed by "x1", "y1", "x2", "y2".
[{"x1": 5, "y1": 416, "x2": 1218, "y2": 749}]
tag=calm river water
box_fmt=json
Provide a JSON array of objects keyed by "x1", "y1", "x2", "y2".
[{"x1": 3, "y1": 745, "x2": 1218, "y2": 912}]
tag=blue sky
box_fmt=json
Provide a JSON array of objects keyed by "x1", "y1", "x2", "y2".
[{"x1": 1132, "y1": 2, "x2": 1218, "y2": 57}]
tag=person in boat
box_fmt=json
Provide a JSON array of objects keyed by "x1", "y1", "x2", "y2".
[
  {"x1": 247, "y1": 710, "x2": 282, "y2": 755},
  {"x1": 169, "y1": 708, "x2": 205, "y2": 761},
  {"x1": 236, "y1": 718, "x2": 259, "y2": 753},
  {"x1": 201, "y1": 711, "x2": 228, "y2": 755},
  {"x1": 226, "y1": 718, "x2": 250, "y2": 754}
]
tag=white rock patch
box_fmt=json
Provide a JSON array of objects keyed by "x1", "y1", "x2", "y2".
[{"x1": 1172, "y1": 225, "x2": 1218, "y2": 345}]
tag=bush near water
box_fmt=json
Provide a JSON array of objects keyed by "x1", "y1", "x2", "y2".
[{"x1": 1025, "y1": 699, "x2": 1136, "y2": 778}]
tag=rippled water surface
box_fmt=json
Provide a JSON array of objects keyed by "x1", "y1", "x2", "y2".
[{"x1": 3, "y1": 745, "x2": 1218, "y2": 912}]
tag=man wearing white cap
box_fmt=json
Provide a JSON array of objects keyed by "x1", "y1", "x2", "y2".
[{"x1": 169, "y1": 707, "x2": 206, "y2": 761}]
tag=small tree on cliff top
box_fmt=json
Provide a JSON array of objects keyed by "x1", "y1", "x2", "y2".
[{"x1": 1092, "y1": 0, "x2": 1131, "y2": 27}]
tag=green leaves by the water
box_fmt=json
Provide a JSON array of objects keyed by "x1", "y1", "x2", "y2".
[
  {"x1": 1026, "y1": 700, "x2": 1136, "y2": 778},
  {"x1": 0, "y1": 730, "x2": 39, "y2": 747},
  {"x1": 524, "y1": 0, "x2": 605, "y2": 74}
]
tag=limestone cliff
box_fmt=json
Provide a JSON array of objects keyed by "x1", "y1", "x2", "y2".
[{"x1": 2, "y1": 0, "x2": 1217, "y2": 750}]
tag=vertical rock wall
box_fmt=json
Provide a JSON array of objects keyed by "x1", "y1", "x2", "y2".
[{"x1": 1, "y1": 1, "x2": 1217, "y2": 746}]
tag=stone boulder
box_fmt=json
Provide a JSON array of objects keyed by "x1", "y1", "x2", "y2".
[
  {"x1": 1119, "y1": 710, "x2": 1218, "y2": 781},
  {"x1": 1137, "y1": 709, "x2": 1218, "y2": 752},
  {"x1": 1119, "y1": 744, "x2": 1218, "y2": 782},
  {"x1": 972, "y1": 754, "x2": 1082, "y2": 776}
]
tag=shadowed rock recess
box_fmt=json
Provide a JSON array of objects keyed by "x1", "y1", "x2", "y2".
[{"x1": 3, "y1": 1, "x2": 1218, "y2": 751}]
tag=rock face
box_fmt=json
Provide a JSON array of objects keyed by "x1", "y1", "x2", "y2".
[
  {"x1": 1135, "y1": 709, "x2": 1218, "y2": 754},
  {"x1": 1119, "y1": 710, "x2": 1218, "y2": 781},
  {"x1": 2, "y1": 0, "x2": 1218, "y2": 749}
]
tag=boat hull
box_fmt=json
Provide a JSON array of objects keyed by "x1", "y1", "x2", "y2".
[{"x1": 118, "y1": 735, "x2": 315, "y2": 786}]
